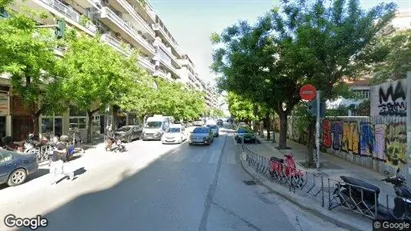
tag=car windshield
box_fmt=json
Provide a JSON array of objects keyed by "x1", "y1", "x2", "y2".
[
  {"x1": 193, "y1": 128, "x2": 209, "y2": 133},
  {"x1": 167, "y1": 128, "x2": 180, "y2": 133},
  {"x1": 145, "y1": 122, "x2": 162, "y2": 128},
  {"x1": 117, "y1": 126, "x2": 131, "y2": 132},
  {"x1": 207, "y1": 125, "x2": 217, "y2": 129},
  {"x1": 238, "y1": 128, "x2": 251, "y2": 133}
]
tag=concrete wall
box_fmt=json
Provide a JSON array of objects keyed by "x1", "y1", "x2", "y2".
[{"x1": 370, "y1": 79, "x2": 406, "y2": 117}]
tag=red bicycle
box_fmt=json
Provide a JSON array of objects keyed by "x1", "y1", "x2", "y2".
[{"x1": 268, "y1": 153, "x2": 306, "y2": 188}]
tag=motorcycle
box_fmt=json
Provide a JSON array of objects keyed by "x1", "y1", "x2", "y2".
[
  {"x1": 333, "y1": 168, "x2": 411, "y2": 219},
  {"x1": 24, "y1": 134, "x2": 48, "y2": 159},
  {"x1": 268, "y1": 153, "x2": 305, "y2": 187}
]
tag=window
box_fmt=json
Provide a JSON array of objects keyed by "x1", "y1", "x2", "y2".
[
  {"x1": 69, "y1": 117, "x2": 87, "y2": 130},
  {"x1": 0, "y1": 152, "x2": 12, "y2": 163},
  {"x1": 41, "y1": 118, "x2": 54, "y2": 133}
]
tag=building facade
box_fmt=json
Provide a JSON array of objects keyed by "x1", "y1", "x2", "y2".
[{"x1": 3, "y1": 0, "x2": 203, "y2": 140}]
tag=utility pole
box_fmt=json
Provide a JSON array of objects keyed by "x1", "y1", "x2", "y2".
[
  {"x1": 406, "y1": 71, "x2": 411, "y2": 185},
  {"x1": 316, "y1": 90, "x2": 321, "y2": 170}
]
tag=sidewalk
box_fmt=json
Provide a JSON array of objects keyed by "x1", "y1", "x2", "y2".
[{"x1": 248, "y1": 131, "x2": 394, "y2": 202}]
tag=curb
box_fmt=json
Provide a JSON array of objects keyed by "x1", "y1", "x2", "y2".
[{"x1": 237, "y1": 152, "x2": 369, "y2": 231}]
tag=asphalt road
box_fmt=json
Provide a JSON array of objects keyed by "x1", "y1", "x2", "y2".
[{"x1": 0, "y1": 129, "x2": 346, "y2": 231}]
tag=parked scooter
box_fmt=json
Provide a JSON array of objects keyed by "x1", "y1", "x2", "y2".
[
  {"x1": 268, "y1": 153, "x2": 305, "y2": 187},
  {"x1": 334, "y1": 168, "x2": 411, "y2": 219}
]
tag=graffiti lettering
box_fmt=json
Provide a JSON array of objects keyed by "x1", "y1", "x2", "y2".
[
  {"x1": 374, "y1": 124, "x2": 386, "y2": 160},
  {"x1": 350, "y1": 122, "x2": 359, "y2": 155},
  {"x1": 378, "y1": 80, "x2": 405, "y2": 104},
  {"x1": 378, "y1": 102, "x2": 406, "y2": 117},
  {"x1": 331, "y1": 121, "x2": 342, "y2": 151},
  {"x1": 322, "y1": 119, "x2": 331, "y2": 148},
  {"x1": 360, "y1": 122, "x2": 374, "y2": 156}
]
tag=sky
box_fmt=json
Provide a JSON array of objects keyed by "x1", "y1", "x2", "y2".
[{"x1": 150, "y1": 0, "x2": 411, "y2": 84}]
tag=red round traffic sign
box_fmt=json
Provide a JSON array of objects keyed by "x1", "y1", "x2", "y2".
[{"x1": 299, "y1": 84, "x2": 316, "y2": 101}]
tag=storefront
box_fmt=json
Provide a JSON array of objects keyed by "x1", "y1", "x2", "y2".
[
  {"x1": 11, "y1": 95, "x2": 32, "y2": 141},
  {"x1": 40, "y1": 113, "x2": 63, "y2": 137},
  {"x1": 0, "y1": 86, "x2": 10, "y2": 139}
]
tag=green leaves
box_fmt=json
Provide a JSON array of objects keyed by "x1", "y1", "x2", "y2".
[
  {"x1": 227, "y1": 92, "x2": 254, "y2": 121},
  {"x1": 57, "y1": 31, "x2": 140, "y2": 113},
  {"x1": 0, "y1": 9, "x2": 61, "y2": 117}
]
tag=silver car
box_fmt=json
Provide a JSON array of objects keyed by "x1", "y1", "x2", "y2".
[
  {"x1": 207, "y1": 124, "x2": 219, "y2": 137},
  {"x1": 189, "y1": 127, "x2": 214, "y2": 145}
]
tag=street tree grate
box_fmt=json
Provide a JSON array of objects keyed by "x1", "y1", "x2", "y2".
[{"x1": 243, "y1": 180, "x2": 257, "y2": 185}]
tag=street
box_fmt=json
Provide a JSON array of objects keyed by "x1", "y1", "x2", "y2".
[{"x1": 0, "y1": 129, "x2": 345, "y2": 231}]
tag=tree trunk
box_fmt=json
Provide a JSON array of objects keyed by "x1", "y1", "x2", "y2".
[
  {"x1": 87, "y1": 111, "x2": 94, "y2": 143},
  {"x1": 265, "y1": 112, "x2": 270, "y2": 141},
  {"x1": 271, "y1": 111, "x2": 276, "y2": 143},
  {"x1": 277, "y1": 111, "x2": 288, "y2": 149},
  {"x1": 252, "y1": 104, "x2": 258, "y2": 132},
  {"x1": 32, "y1": 114, "x2": 39, "y2": 137},
  {"x1": 305, "y1": 118, "x2": 316, "y2": 167}
]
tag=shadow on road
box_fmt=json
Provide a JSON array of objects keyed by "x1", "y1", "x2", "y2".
[{"x1": 20, "y1": 139, "x2": 227, "y2": 231}]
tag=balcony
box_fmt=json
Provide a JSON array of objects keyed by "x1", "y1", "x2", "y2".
[
  {"x1": 158, "y1": 59, "x2": 180, "y2": 79},
  {"x1": 153, "y1": 69, "x2": 171, "y2": 80},
  {"x1": 100, "y1": 7, "x2": 155, "y2": 55},
  {"x1": 101, "y1": 34, "x2": 132, "y2": 56},
  {"x1": 152, "y1": 23, "x2": 180, "y2": 56},
  {"x1": 138, "y1": 56, "x2": 155, "y2": 73},
  {"x1": 27, "y1": 0, "x2": 98, "y2": 35},
  {"x1": 115, "y1": 0, "x2": 155, "y2": 38}
]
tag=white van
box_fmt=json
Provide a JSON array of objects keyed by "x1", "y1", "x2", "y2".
[{"x1": 142, "y1": 116, "x2": 171, "y2": 141}]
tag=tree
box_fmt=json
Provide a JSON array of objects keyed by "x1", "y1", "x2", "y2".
[
  {"x1": 213, "y1": 108, "x2": 225, "y2": 118},
  {"x1": 57, "y1": 30, "x2": 141, "y2": 142},
  {"x1": 372, "y1": 29, "x2": 411, "y2": 84},
  {"x1": 0, "y1": 9, "x2": 65, "y2": 135},
  {"x1": 227, "y1": 92, "x2": 254, "y2": 122},
  {"x1": 276, "y1": 0, "x2": 396, "y2": 166}
]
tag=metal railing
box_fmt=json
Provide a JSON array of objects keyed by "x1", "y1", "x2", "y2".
[
  {"x1": 40, "y1": 0, "x2": 97, "y2": 33},
  {"x1": 103, "y1": 7, "x2": 154, "y2": 54},
  {"x1": 101, "y1": 34, "x2": 132, "y2": 56},
  {"x1": 117, "y1": 0, "x2": 155, "y2": 37},
  {"x1": 236, "y1": 139, "x2": 411, "y2": 220},
  {"x1": 138, "y1": 56, "x2": 155, "y2": 70}
]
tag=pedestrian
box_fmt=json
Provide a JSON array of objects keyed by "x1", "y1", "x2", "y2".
[{"x1": 49, "y1": 136, "x2": 74, "y2": 185}]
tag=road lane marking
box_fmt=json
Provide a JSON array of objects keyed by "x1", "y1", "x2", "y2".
[
  {"x1": 190, "y1": 153, "x2": 204, "y2": 163},
  {"x1": 226, "y1": 151, "x2": 237, "y2": 165},
  {"x1": 209, "y1": 150, "x2": 220, "y2": 163}
]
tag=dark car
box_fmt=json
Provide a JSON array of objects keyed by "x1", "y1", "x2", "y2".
[
  {"x1": 217, "y1": 119, "x2": 223, "y2": 126},
  {"x1": 235, "y1": 127, "x2": 256, "y2": 143},
  {"x1": 115, "y1": 125, "x2": 142, "y2": 143},
  {"x1": 207, "y1": 124, "x2": 219, "y2": 137},
  {"x1": 189, "y1": 127, "x2": 214, "y2": 145},
  {"x1": 0, "y1": 149, "x2": 38, "y2": 187}
]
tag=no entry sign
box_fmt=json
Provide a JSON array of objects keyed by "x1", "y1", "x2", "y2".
[{"x1": 300, "y1": 84, "x2": 316, "y2": 101}]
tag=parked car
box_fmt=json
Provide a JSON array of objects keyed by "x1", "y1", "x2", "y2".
[
  {"x1": 193, "y1": 120, "x2": 204, "y2": 126},
  {"x1": 207, "y1": 124, "x2": 219, "y2": 137},
  {"x1": 0, "y1": 149, "x2": 38, "y2": 187},
  {"x1": 189, "y1": 127, "x2": 214, "y2": 145},
  {"x1": 217, "y1": 119, "x2": 223, "y2": 126},
  {"x1": 162, "y1": 125, "x2": 186, "y2": 144},
  {"x1": 235, "y1": 126, "x2": 256, "y2": 143},
  {"x1": 115, "y1": 125, "x2": 142, "y2": 143}
]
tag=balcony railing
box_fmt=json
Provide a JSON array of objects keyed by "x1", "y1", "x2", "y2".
[
  {"x1": 102, "y1": 7, "x2": 155, "y2": 54},
  {"x1": 159, "y1": 59, "x2": 179, "y2": 77},
  {"x1": 40, "y1": 0, "x2": 97, "y2": 33},
  {"x1": 117, "y1": 0, "x2": 155, "y2": 37},
  {"x1": 152, "y1": 24, "x2": 179, "y2": 50},
  {"x1": 101, "y1": 34, "x2": 132, "y2": 56},
  {"x1": 138, "y1": 56, "x2": 155, "y2": 70}
]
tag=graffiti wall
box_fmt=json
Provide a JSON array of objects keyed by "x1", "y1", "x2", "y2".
[
  {"x1": 370, "y1": 79, "x2": 407, "y2": 117},
  {"x1": 317, "y1": 118, "x2": 407, "y2": 167}
]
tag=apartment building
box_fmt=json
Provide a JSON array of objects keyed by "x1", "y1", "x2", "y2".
[
  {"x1": 178, "y1": 54, "x2": 198, "y2": 89},
  {"x1": 4, "y1": 0, "x2": 190, "y2": 140}
]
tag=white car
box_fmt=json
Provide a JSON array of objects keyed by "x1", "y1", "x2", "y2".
[{"x1": 161, "y1": 125, "x2": 186, "y2": 144}]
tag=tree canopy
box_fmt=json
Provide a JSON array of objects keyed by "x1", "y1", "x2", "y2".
[
  {"x1": 227, "y1": 92, "x2": 254, "y2": 122},
  {"x1": 0, "y1": 9, "x2": 64, "y2": 134},
  {"x1": 211, "y1": 0, "x2": 396, "y2": 157}
]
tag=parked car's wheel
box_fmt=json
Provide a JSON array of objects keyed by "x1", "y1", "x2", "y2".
[
  {"x1": 127, "y1": 135, "x2": 132, "y2": 143},
  {"x1": 7, "y1": 168, "x2": 27, "y2": 186}
]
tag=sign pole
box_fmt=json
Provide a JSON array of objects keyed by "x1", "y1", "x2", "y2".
[
  {"x1": 316, "y1": 90, "x2": 321, "y2": 170},
  {"x1": 406, "y1": 71, "x2": 411, "y2": 185}
]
